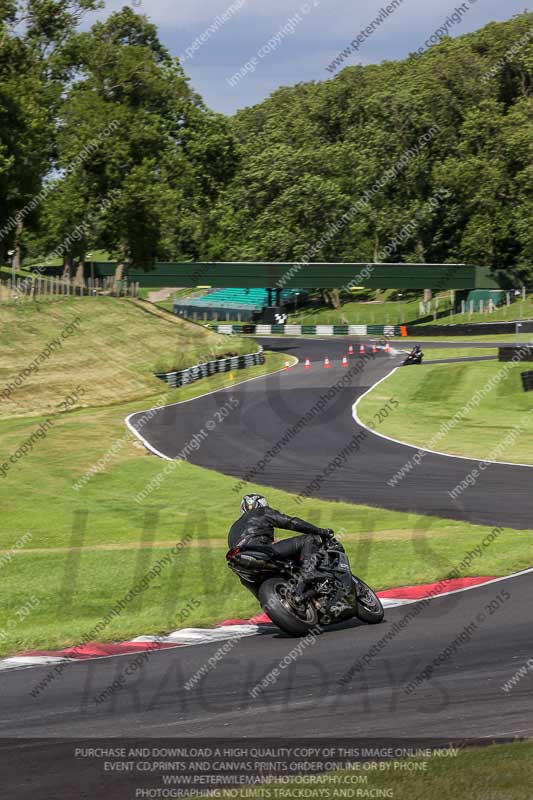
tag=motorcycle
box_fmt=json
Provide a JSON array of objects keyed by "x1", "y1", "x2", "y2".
[
  {"x1": 226, "y1": 534, "x2": 384, "y2": 636},
  {"x1": 402, "y1": 350, "x2": 424, "y2": 366}
]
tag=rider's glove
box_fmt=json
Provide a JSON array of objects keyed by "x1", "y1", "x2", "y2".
[{"x1": 320, "y1": 528, "x2": 335, "y2": 539}]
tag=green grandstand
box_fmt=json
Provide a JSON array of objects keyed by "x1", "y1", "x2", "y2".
[{"x1": 173, "y1": 287, "x2": 306, "y2": 322}]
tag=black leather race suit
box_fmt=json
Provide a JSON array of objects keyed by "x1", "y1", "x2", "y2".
[{"x1": 228, "y1": 506, "x2": 329, "y2": 597}]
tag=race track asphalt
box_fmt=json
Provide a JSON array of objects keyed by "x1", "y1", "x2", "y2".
[
  {"x1": 128, "y1": 338, "x2": 533, "y2": 530},
  {"x1": 2, "y1": 337, "x2": 531, "y2": 798},
  {"x1": 1, "y1": 570, "x2": 532, "y2": 796}
]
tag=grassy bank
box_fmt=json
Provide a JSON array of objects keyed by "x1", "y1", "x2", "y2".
[
  {"x1": 289, "y1": 296, "x2": 421, "y2": 326},
  {"x1": 358, "y1": 358, "x2": 533, "y2": 463},
  {"x1": 287, "y1": 292, "x2": 533, "y2": 327},
  {"x1": 415, "y1": 295, "x2": 533, "y2": 326},
  {"x1": 0, "y1": 297, "x2": 255, "y2": 419},
  {"x1": 233, "y1": 741, "x2": 533, "y2": 800}
]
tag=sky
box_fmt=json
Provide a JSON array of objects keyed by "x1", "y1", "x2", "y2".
[{"x1": 89, "y1": 0, "x2": 529, "y2": 115}]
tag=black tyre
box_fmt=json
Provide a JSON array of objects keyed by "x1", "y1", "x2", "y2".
[
  {"x1": 353, "y1": 577, "x2": 384, "y2": 624},
  {"x1": 259, "y1": 577, "x2": 319, "y2": 637}
]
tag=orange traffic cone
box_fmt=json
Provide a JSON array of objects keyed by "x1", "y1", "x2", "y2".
[
  {"x1": 348, "y1": 344, "x2": 354, "y2": 355},
  {"x1": 305, "y1": 357, "x2": 311, "y2": 369},
  {"x1": 284, "y1": 360, "x2": 291, "y2": 370},
  {"x1": 342, "y1": 355, "x2": 348, "y2": 367},
  {"x1": 385, "y1": 342, "x2": 391, "y2": 353},
  {"x1": 359, "y1": 344, "x2": 365, "y2": 354},
  {"x1": 372, "y1": 343, "x2": 377, "y2": 353},
  {"x1": 324, "y1": 356, "x2": 331, "y2": 369}
]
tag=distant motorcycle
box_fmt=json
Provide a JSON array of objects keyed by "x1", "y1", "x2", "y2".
[
  {"x1": 402, "y1": 349, "x2": 424, "y2": 366},
  {"x1": 226, "y1": 533, "x2": 384, "y2": 636}
]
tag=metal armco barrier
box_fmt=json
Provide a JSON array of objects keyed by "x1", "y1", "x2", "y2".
[
  {"x1": 155, "y1": 349, "x2": 265, "y2": 389},
  {"x1": 408, "y1": 321, "x2": 533, "y2": 336},
  {"x1": 498, "y1": 346, "x2": 533, "y2": 362},
  {"x1": 521, "y1": 371, "x2": 533, "y2": 392}
]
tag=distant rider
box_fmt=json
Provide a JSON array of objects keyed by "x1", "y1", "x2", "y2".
[{"x1": 228, "y1": 494, "x2": 334, "y2": 599}]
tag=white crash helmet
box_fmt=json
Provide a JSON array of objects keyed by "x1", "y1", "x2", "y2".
[{"x1": 240, "y1": 494, "x2": 268, "y2": 514}]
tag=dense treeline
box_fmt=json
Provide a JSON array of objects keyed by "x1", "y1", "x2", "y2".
[
  {"x1": 0, "y1": 2, "x2": 236, "y2": 272},
  {"x1": 0, "y1": 5, "x2": 531, "y2": 282},
  {"x1": 211, "y1": 12, "x2": 532, "y2": 284}
]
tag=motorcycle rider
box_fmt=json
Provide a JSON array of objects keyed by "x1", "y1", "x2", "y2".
[
  {"x1": 405, "y1": 344, "x2": 423, "y2": 364},
  {"x1": 228, "y1": 494, "x2": 334, "y2": 600}
]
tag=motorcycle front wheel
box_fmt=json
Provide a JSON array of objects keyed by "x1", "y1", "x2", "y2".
[
  {"x1": 353, "y1": 577, "x2": 384, "y2": 624},
  {"x1": 259, "y1": 577, "x2": 319, "y2": 637}
]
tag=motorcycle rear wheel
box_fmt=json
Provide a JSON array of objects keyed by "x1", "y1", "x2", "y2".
[{"x1": 259, "y1": 577, "x2": 319, "y2": 637}]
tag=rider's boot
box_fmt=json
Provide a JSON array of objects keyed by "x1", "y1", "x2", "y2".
[{"x1": 293, "y1": 558, "x2": 319, "y2": 603}]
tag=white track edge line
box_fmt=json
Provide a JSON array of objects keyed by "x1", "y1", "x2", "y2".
[
  {"x1": 1, "y1": 571, "x2": 530, "y2": 672},
  {"x1": 352, "y1": 367, "x2": 533, "y2": 469},
  {"x1": 376, "y1": 568, "x2": 533, "y2": 607},
  {"x1": 125, "y1": 355, "x2": 299, "y2": 461}
]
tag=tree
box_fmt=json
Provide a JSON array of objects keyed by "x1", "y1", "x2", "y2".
[
  {"x1": 48, "y1": 7, "x2": 237, "y2": 271},
  {"x1": 209, "y1": 12, "x2": 532, "y2": 283},
  {"x1": 0, "y1": 0, "x2": 101, "y2": 264}
]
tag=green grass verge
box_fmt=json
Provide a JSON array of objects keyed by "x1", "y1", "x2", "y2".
[
  {"x1": 421, "y1": 348, "x2": 498, "y2": 360},
  {"x1": 1, "y1": 348, "x2": 532, "y2": 655},
  {"x1": 231, "y1": 741, "x2": 533, "y2": 800},
  {"x1": 2, "y1": 302, "x2": 532, "y2": 656},
  {"x1": 358, "y1": 358, "x2": 533, "y2": 463}
]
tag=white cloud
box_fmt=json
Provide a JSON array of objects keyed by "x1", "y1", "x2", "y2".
[
  {"x1": 104, "y1": 0, "x2": 522, "y2": 27},
  {"x1": 89, "y1": 0, "x2": 530, "y2": 114},
  {"x1": 100, "y1": 0, "x2": 254, "y2": 27}
]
